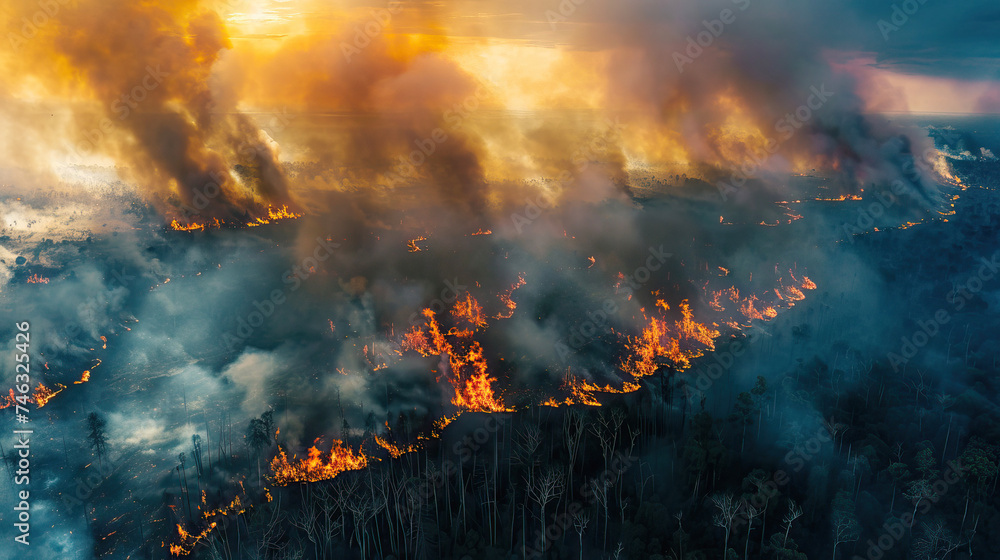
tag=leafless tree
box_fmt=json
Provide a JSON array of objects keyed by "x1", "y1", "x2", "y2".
[
  {"x1": 563, "y1": 408, "x2": 585, "y2": 493},
  {"x1": 527, "y1": 466, "x2": 565, "y2": 551},
  {"x1": 782, "y1": 499, "x2": 803, "y2": 547},
  {"x1": 742, "y1": 500, "x2": 763, "y2": 560},
  {"x1": 912, "y1": 519, "x2": 977, "y2": 560},
  {"x1": 831, "y1": 510, "x2": 860, "y2": 560},
  {"x1": 711, "y1": 492, "x2": 742, "y2": 556},
  {"x1": 246, "y1": 494, "x2": 291, "y2": 560},
  {"x1": 572, "y1": 510, "x2": 590, "y2": 560},
  {"x1": 589, "y1": 477, "x2": 611, "y2": 551},
  {"x1": 346, "y1": 490, "x2": 385, "y2": 559},
  {"x1": 513, "y1": 423, "x2": 543, "y2": 486}
]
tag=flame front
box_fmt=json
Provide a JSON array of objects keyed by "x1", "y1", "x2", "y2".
[
  {"x1": 621, "y1": 300, "x2": 720, "y2": 377},
  {"x1": 269, "y1": 440, "x2": 369, "y2": 485}
]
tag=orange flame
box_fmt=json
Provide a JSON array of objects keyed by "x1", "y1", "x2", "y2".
[
  {"x1": 494, "y1": 273, "x2": 526, "y2": 320},
  {"x1": 269, "y1": 440, "x2": 369, "y2": 485},
  {"x1": 246, "y1": 205, "x2": 302, "y2": 227},
  {"x1": 620, "y1": 300, "x2": 719, "y2": 377},
  {"x1": 451, "y1": 293, "x2": 488, "y2": 329},
  {"x1": 34, "y1": 383, "x2": 65, "y2": 408},
  {"x1": 373, "y1": 435, "x2": 419, "y2": 459},
  {"x1": 407, "y1": 235, "x2": 427, "y2": 252}
]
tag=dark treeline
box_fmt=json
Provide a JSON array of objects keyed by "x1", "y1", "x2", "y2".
[
  {"x1": 29, "y1": 168, "x2": 999, "y2": 560},
  {"x1": 143, "y1": 331, "x2": 998, "y2": 560}
]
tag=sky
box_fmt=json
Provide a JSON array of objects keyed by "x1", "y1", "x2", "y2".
[{"x1": 204, "y1": 0, "x2": 1000, "y2": 114}]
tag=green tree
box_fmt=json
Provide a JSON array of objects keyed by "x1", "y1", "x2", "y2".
[
  {"x1": 887, "y1": 462, "x2": 910, "y2": 513},
  {"x1": 831, "y1": 490, "x2": 860, "y2": 560},
  {"x1": 729, "y1": 392, "x2": 755, "y2": 454},
  {"x1": 86, "y1": 412, "x2": 108, "y2": 469},
  {"x1": 682, "y1": 411, "x2": 726, "y2": 497},
  {"x1": 914, "y1": 447, "x2": 939, "y2": 481},
  {"x1": 246, "y1": 412, "x2": 274, "y2": 487},
  {"x1": 959, "y1": 437, "x2": 999, "y2": 499}
]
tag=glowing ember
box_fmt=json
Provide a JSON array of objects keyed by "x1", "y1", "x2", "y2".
[
  {"x1": 815, "y1": 194, "x2": 863, "y2": 201},
  {"x1": 407, "y1": 235, "x2": 427, "y2": 252}
]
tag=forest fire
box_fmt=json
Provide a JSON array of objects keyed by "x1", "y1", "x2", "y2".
[
  {"x1": 169, "y1": 220, "x2": 208, "y2": 232},
  {"x1": 452, "y1": 293, "x2": 488, "y2": 329},
  {"x1": 34, "y1": 382, "x2": 64, "y2": 408},
  {"x1": 402, "y1": 292, "x2": 516, "y2": 414},
  {"x1": 169, "y1": 206, "x2": 299, "y2": 232},
  {"x1": 448, "y1": 342, "x2": 513, "y2": 413},
  {"x1": 245, "y1": 205, "x2": 302, "y2": 227},
  {"x1": 373, "y1": 435, "x2": 419, "y2": 459},
  {"x1": 544, "y1": 371, "x2": 643, "y2": 407},
  {"x1": 621, "y1": 300, "x2": 720, "y2": 377},
  {"x1": 170, "y1": 490, "x2": 252, "y2": 555},
  {"x1": 26, "y1": 274, "x2": 49, "y2": 283},
  {"x1": 494, "y1": 274, "x2": 526, "y2": 319},
  {"x1": 269, "y1": 440, "x2": 369, "y2": 485}
]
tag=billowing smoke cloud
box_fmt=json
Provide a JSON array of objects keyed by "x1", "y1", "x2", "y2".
[
  {"x1": 2, "y1": 0, "x2": 954, "y2": 227},
  {"x1": 3, "y1": 0, "x2": 292, "y2": 220},
  {"x1": 1, "y1": 0, "x2": 992, "y2": 557}
]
